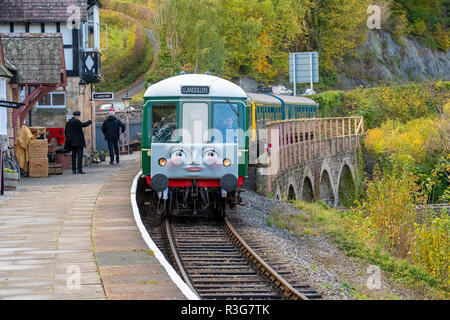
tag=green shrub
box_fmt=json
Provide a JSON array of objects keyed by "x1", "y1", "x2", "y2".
[{"x1": 95, "y1": 10, "x2": 153, "y2": 93}]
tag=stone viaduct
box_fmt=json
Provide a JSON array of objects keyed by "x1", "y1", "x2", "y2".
[{"x1": 251, "y1": 117, "x2": 364, "y2": 207}]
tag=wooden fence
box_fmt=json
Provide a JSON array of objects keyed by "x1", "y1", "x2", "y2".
[{"x1": 265, "y1": 117, "x2": 364, "y2": 173}]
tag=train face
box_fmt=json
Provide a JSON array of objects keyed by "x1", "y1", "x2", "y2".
[{"x1": 141, "y1": 74, "x2": 249, "y2": 218}]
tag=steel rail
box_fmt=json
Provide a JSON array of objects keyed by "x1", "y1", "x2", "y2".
[
  {"x1": 165, "y1": 219, "x2": 201, "y2": 299},
  {"x1": 165, "y1": 215, "x2": 310, "y2": 300},
  {"x1": 224, "y1": 217, "x2": 309, "y2": 300}
]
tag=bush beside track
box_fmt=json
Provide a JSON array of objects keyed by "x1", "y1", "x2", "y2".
[
  {"x1": 101, "y1": 0, "x2": 154, "y2": 29},
  {"x1": 95, "y1": 9, "x2": 153, "y2": 93}
]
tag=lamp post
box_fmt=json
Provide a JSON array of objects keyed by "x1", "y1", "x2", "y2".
[{"x1": 122, "y1": 91, "x2": 132, "y2": 155}]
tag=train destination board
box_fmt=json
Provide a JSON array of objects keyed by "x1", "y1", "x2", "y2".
[{"x1": 181, "y1": 86, "x2": 210, "y2": 95}]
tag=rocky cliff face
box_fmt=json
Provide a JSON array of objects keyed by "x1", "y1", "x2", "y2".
[{"x1": 337, "y1": 31, "x2": 450, "y2": 88}]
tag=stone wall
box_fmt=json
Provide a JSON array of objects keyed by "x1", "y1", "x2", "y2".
[{"x1": 255, "y1": 137, "x2": 362, "y2": 207}]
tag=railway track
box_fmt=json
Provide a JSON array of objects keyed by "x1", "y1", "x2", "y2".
[{"x1": 140, "y1": 201, "x2": 321, "y2": 300}]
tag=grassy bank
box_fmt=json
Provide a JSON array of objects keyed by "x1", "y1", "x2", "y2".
[
  {"x1": 269, "y1": 199, "x2": 448, "y2": 299},
  {"x1": 95, "y1": 10, "x2": 153, "y2": 93}
]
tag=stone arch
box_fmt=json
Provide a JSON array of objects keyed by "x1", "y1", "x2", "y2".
[
  {"x1": 299, "y1": 165, "x2": 314, "y2": 202},
  {"x1": 287, "y1": 175, "x2": 298, "y2": 201},
  {"x1": 288, "y1": 184, "x2": 297, "y2": 201},
  {"x1": 319, "y1": 169, "x2": 335, "y2": 207},
  {"x1": 337, "y1": 162, "x2": 357, "y2": 208},
  {"x1": 301, "y1": 176, "x2": 314, "y2": 202},
  {"x1": 274, "y1": 185, "x2": 282, "y2": 200},
  {"x1": 337, "y1": 158, "x2": 356, "y2": 185}
]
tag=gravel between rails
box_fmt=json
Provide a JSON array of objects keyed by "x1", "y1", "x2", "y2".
[{"x1": 231, "y1": 190, "x2": 421, "y2": 300}]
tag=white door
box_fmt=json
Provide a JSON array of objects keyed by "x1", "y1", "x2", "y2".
[{"x1": 0, "y1": 78, "x2": 7, "y2": 135}]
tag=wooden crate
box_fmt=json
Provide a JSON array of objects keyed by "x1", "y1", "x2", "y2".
[
  {"x1": 29, "y1": 139, "x2": 48, "y2": 151},
  {"x1": 29, "y1": 158, "x2": 48, "y2": 178},
  {"x1": 29, "y1": 150, "x2": 48, "y2": 159},
  {"x1": 48, "y1": 163, "x2": 63, "y2": 175},
  {"x1": 28, "y1": 139, "x2": 48, "y2": 159},
  {"x1": 4, "y1": 171, "x2": 19, "y2": 191},
  {"x1": 30, "y1": 127, "x2": 46, "y2": 139}
]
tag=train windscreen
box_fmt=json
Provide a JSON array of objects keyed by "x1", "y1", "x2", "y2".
[{"x1": 152, "y1": 103, "x2": 178, "y2": 143}]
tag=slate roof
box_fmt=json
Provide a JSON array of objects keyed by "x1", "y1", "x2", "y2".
[
  {"x1": 0, "y1": 0, "x2": 88, "y2": 23},
  {"x1": 0, "y1": 33, "x2": 63, "y2": 84}
]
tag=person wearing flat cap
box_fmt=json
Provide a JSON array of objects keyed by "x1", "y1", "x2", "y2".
[{"x1": 64, "y1": 111, "x2": 93, "y2": 174}]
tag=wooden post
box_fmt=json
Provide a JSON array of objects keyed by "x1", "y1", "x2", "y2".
[
  {"x1": 308, "y1": 120, "x2": 312, "y2": 160},
  {"x1": 296, "y1": 120, "x2": 301, "y2": 164},
  {"x1": 348, "y1": 118, "x2": 351, "y2": 150},
  {"x1": 286, "y1": 121, "x2": 291, "y2": 168},
  {"x1": 318, "y1": 119, "x2": 322, "y2": 157},
  {"x1": 281, "y1": 122, "x2": 286, "y2": 171},
  {"x1": 329, "y1": 119, "x2": 333, "y2": 155},
  {"x1": 341, "y1": 118, "x2": 345, "y2": 151},
  {"x1": 267, "y1": 124, "x2": 272, "y2": 192},
  {"x1": 335, "y1": 119, "x2": 339, "y2": 152}
]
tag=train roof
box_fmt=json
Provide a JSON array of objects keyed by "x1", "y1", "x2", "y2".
[
  {"x1": 144, "y1": 74, "x2": 248, "y2": 99},
  {"x1": 247, "y1": 92, "x2": 317, "y2": 106},
  {"x1": 246, "y1": 93, "x2": 282, "y2": 105}
]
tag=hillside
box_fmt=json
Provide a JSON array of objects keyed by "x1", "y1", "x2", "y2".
[
  {"x1": 336, "y1": 31, "x2": 450, "y2": 89},
  {"x1": 97, "y1": 0, "x2": 448, "y2": 92}
]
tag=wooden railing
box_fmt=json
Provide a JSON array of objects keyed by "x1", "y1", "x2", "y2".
[{"x1": 265, "y1": 117, "x2": 364, "y2": 173}]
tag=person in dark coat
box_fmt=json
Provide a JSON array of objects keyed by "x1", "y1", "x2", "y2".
[
  {"x1": 64, "y1": 111, "x2": 93, "y2": 174},
  {"x1": 101, "y1": 111, "x2": 126, "y2": 164}
]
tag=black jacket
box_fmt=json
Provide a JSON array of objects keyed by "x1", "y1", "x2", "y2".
[
  {"x1": 64, "y1": 118, "x2": 93, "y2": 150},
  {"x1": 102, "y1": 116, "x2": 126, "y2": 142}
]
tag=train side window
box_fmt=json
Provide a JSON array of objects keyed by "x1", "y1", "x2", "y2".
[
  {"x1": 212, "y1": 103, "x2": 239, "y2": 143},
  {"x1": 152, "y1": 103, "x2": 178, "y2": 143}
]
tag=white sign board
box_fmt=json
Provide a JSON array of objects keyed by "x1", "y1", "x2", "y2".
[
  {"x1": 92, "y1": 92, "x2": 114, "y2": 101},
  {"x1": 289, "y1": 52, "x2": 319, "y2": 95}
]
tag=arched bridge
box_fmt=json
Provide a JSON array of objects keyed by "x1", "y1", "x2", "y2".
[{"x1": 251, "y1": 116, "x2": 364, "y2": 208}]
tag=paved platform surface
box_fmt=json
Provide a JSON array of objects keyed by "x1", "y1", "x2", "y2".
[
  {"x1": 93, "y1": 158, "x2": 185, "y2": 300},
  {"x1": 0, "y1": 154, "x2": 185, "y2": 300}
]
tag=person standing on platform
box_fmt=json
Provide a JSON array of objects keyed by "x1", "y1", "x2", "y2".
[
  {"x1": 64, "y1": 111, "x2": 92, "y2": 174},
  {"x1": 101, "y1": 111, "x2": 125, "y2": 165}
]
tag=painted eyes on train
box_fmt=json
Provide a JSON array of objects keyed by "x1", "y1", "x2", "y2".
[
  {"x1": 170, "y1": 149, "x2": 189, "y2": 165},
  {"x1": 203, "y1": 149, "x2": 221, "y2": 166},
  {"x1": 203, "y1": 149, "x2": 219, "y2": 159}
]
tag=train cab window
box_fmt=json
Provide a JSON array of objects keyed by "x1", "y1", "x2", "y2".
[
  {"x1": 152, "y1": 103, "x2": 178, "y2": 143},
  {"x1": 182, "y1": 103, "x2": 208, "y2": 144},
  {"x1": 212, "y1": 103, "x2": 239, "y2": 143}
]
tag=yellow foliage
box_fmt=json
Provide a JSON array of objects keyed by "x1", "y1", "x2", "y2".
[
  {"x1": 364, "y1": 118, "x2": 441, "y2": 165},
  {"x1": 412, "y1": 211, "x2": 449, "y2": 286},
  {"x1": 353, "y1": 170, "x2": 425, "y2": 257}
]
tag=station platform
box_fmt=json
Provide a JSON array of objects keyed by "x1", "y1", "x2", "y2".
[{"x1": 0, "y1": 154, "x2": 186, "y2": 300}]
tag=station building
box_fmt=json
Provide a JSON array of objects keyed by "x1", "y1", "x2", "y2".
[{"x1": 0, "y1": 0, "x2": 103, "y2": 152}]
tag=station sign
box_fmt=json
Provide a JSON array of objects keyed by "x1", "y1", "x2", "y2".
[
  {"x1": 181, "y1": 86, "x2": 210, "y2": 95},
  {"x1": 92, "y1": 92, "x2": 114, "y2": 101},
  {"x1": 0, "y1": 100, "x2": 24, "y2": 109}
]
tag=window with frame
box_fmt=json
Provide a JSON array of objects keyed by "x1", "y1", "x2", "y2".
[
  {"x1": 37, "y1": 92, "x2": 66, "y2": 108},
  {"x1": 212, "y1": 103, "x2": 239, "y2": 143},
  {"x1": 152, "y1": 103, "x2": 178, "y2": 143}
]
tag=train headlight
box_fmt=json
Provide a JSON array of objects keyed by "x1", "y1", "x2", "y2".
[
  {"x1": 223, "y1": 159, "x2": 231, "y2": 167},
  {"x1": 158, "y1": 158, "x2": 167, "y2": 167}
]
